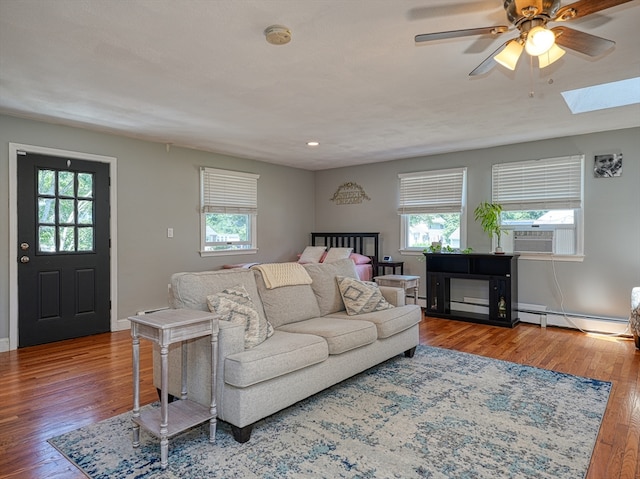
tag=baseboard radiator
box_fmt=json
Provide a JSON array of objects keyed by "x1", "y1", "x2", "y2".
[{"x1": 451, "y1": 297, "x2": 629, "y2": 335}]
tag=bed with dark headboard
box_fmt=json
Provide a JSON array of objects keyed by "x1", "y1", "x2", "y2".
[{"x1": 311, "y1": 232, "x2": 379, "y2": 281}]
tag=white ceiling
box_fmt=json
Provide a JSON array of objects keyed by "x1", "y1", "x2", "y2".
[{"x1": 1, "y1": 0, "x2": 639, "y2": 171}]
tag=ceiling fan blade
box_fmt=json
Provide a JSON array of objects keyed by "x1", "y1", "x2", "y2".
[
  {"x1": 468, "y1": 40, "x2": 511, "y2": 76},
  {"x1": 415, "y1": 26, "x2": 508, "y2": 43},
  {"x1": 554, "y1": 0, "x2": 634, "y2": 21},
  {"x1": 552, "y1": 26, "x2": 616, "y2": 56}
]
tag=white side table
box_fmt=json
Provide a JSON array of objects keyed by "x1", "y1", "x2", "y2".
[
  {"x1": 374, "y1": 274, "x2": 420, "y2": 305},
  {"x1": 130, "y1": 309, "x2": 218, "y2": 469}
]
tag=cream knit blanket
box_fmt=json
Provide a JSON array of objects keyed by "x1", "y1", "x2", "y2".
[{"x1": 252, "y1": 262, "x2": 313, "y2": 289}]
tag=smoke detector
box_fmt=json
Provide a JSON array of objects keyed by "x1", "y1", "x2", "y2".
[{"x1": 264, "y1": 25, "x2": 291, "y2": 45}]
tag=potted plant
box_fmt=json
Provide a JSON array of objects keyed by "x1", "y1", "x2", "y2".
[{"x1": 474, "y1": 202, "x2": 506, "y2": 253}]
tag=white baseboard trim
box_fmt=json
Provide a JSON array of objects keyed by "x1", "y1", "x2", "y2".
[
  {"x1": 0, "y1": 337, "x2": 9, "y2": 352},
  {"x1": 115, "y1": 318, "x2": 131, "y2": 331}
]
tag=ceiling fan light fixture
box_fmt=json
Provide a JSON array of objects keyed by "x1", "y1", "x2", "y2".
[
  {"x1": 494, "y1": 40, "x2": 524, "y2": 71},
  {"x1": 538, "y1": 43, "x2": 565, "y2": 68},
  {"x1": 525, "y1": 25, "x2": 555, "y2": 56}
]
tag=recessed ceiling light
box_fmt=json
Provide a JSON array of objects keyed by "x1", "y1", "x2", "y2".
[
  {"x1": 561, "y1": 77, "x2": 640, "y2": 114},
  {"x1": 306, "y1": 141, "x2": 320, "y2": 147}
]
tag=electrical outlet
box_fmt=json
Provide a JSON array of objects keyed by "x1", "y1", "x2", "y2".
[{"x1": 167, "y1": 227, "x2": 173, "y2": 238}]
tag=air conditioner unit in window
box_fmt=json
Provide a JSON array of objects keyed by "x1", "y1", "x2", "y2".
[{"x1": 513, "y1": 229, "x2": 554, "y2": 253}]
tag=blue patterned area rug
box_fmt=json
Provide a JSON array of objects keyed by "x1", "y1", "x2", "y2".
[{"x1": 48, "y1": 346, "x2": 611, "y2": 479}]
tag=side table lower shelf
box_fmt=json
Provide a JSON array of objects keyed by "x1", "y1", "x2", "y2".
[{"x1": 133, "y1": 399, "x2": 214, "y2": 439}]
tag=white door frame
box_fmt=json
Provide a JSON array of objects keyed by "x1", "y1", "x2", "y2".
[{"x1": 8, "y1": 143, "x2": 118, "y2": 351}]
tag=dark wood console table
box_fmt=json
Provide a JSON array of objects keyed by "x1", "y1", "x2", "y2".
[{"x1": 423, "y1": 253, "x2": 519, "y2": 328}]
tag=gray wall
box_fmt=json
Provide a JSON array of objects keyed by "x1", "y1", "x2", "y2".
[
  {"x1": 314, "y1": 127, "x2": 640, "y2": 321},
  {"x1": 2, "y1": 114, "x2": 638, "y2": 346},
  {"x1": 0, "y1": 115, "x2": 315, "y2": 341}
]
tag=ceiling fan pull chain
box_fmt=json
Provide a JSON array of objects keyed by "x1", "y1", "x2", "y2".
[{"x1": 529, "y1": 55, "x2": 535, "y2": 98}]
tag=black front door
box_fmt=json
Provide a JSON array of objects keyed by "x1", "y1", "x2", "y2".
[{"x1": 17, "y1": 152, "x2": 111, "y2": 347}]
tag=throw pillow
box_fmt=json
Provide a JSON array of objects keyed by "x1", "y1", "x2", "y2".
[
  {"x1": 207, "y1": 285, "x2": 274, "y2": 349},
  {"x1": 324, "y1": 247, "x2": 353, "y2": 263},
  {"x1": 298, "y1": 246, "x2": 327, "y2": 264},
  {"x1": 336, "y1": 276, "x2": 395, "y2": 316}
]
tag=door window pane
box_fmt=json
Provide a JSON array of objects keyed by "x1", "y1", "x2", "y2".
[
  {"x1": 77, "y1": 227, "x2": 94, "y2": 251},
  {"x1": 38, "y1": 226, "x2": 56, "y2": 252},
  {"x1": 38, "y1": 198, "x2": 56, "y2": 224},
  {"x1": 59, "y1": 227, "x2": 75, "y2": 251},
  {"x1": 77, "y1": 200, "x2": 93, "y2": 224},
  {"x1": 59, "y1": 199, "x2": 75, "y2": 224},
  {"x1": 58, "y1": 171, "x2": 75, "y2": 197},
  {"x1": 38, "y1": 169, "x2": 56, "y2": 195},
  {"x1": 77, "y1": 173, "x2": 93, "y2": 198}
]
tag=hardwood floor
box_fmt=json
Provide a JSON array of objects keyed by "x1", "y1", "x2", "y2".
[{"x1": 0, "y1": 315, "x2": 638, "y2": 478}]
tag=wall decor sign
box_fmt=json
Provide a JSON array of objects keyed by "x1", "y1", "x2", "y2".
[
  {"x1": 330, "y1": 182, "x2": 371, "y2": 205},
  {"x1": 593, "y1": 153, "x2": 622, "y2": 178}
]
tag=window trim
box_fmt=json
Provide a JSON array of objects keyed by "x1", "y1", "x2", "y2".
[{"x1": 199, "y1": 167, "x2": 259, "y2": 257}]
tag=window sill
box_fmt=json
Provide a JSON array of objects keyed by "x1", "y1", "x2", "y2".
[{"x1": 200, "y1": 248, "x2": 258, "y2": 258}]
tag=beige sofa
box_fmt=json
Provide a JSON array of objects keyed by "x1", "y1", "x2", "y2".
[{"x1": 154, "y1": 258, "x2": 421, "y2": 442}]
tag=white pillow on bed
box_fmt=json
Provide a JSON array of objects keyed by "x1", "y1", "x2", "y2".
[
  {"x1": 298, "y1": 246, "x2": 326, "y2": 264},
  {"x1": 324, "y1": 247, "x2": 353, "y2": 263}
]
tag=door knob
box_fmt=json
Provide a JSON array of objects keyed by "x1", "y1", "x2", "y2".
[{"x1": 20, "y1": 256, "x2": 30, "y2": 263}]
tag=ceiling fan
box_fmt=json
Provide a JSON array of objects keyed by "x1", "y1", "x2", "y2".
[{"x1": 415, "y1": 0, "x2": 634, "y2": 76}]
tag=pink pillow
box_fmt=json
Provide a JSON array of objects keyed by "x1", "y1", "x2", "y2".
[{"x1": 350, "y1": 253, "x2": 372, "y2": 265}]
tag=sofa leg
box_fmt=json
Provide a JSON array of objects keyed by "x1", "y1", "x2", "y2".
[
  {"x1": 231, "y1": 424, "x2": 253, "y2": 443},
  {"x1": 404, "y1": 346, "x2": 417, "y2": 358}
]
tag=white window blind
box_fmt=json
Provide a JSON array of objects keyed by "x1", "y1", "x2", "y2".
[
  {"x1": 398, "y1": 168, "x2": 466, "y2": 214},
  {"x1": 492, "y1": 155, "x2": 584, "y2": 210},
  {"x1": 201, "y1": 167, "x2": 259, "y2": 214}
]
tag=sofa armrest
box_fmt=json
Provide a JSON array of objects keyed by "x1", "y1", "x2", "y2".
[{"x1": 379, "y1": 286, "x2": 406, "y2": 307}]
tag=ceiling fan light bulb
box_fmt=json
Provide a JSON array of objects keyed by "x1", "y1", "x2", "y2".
[
  {"x1": 525, "y1": 26, "x2": 555, "y2": 56},
  {"x1": 538, "y1": 44, "x2": 565, "y2": 68},
  {"x1": 494, "y1": 40, "x2": 524, "y2": 71}
]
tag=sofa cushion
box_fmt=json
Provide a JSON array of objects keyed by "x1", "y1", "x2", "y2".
[
  {"x1": 224, "y1": 330, "x2": 328, "y2": 388},
  {"x1": 277, "y1": 317, "x2": 377, "y2": 355},
  {"x1": 327, "y1": 304, "x2": 421, "y2": 339},
  {"x1": 336, "y1": 276, "x2": 395, "y2": 316},
  {"x1": 169, "y1": 269, "x2": 268, "y2": 321},
  {"x1": 303, "y1": 258, "x2": 359, "y2": 316},
  {"x1": 207, "y1": 285, "x2": 274, "y2": 349},
  {"x1": 254, "y1": 270, "x2": 321, "y2": 328}
]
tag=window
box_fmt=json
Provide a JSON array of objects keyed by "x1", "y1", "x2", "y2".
[
  {"x1": 37, "y1": 168, "x2": 95, "y2": 253},
  {"x1": 492, "y1": 155, "x2": 584, "y2": 257},
  {"x1": 200, "y1": 167, "x2": 259, "y2": 256},
  {"x1": 399, "y1": 168, "x2": 467, "y2": 252}
]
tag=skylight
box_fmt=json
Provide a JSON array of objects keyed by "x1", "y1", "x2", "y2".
[{"x1": 561, "y1": 77, "x2": 640, "y2": 114}]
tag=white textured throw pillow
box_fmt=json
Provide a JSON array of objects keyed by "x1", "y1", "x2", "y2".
[
  {"x1": 298, "y1": 246, "x2": 327, "y2": 264},
  {"x1": 324, "y1": 247, "x2": 353, "y2": 263},
  {"x1": 207, "y1": 285, "x2": 274, "y2": 349},
  {"x1": 336, "y1": 276, "x2": 394, "y2": 316}
]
